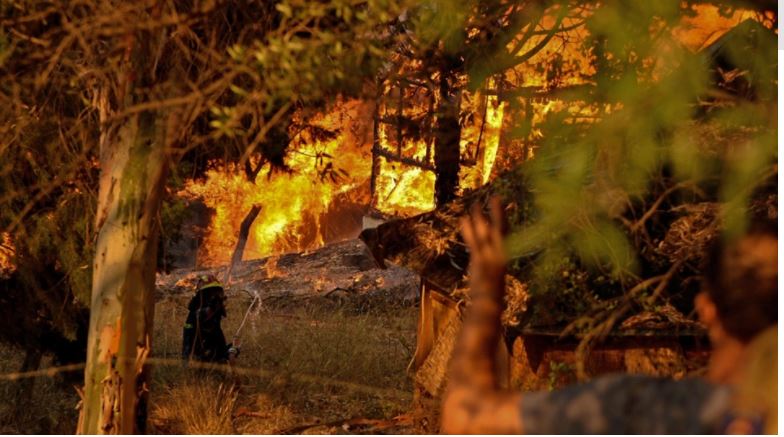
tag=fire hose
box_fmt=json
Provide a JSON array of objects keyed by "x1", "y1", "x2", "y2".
[{"x1": 228, "y1": 292, "x2": 260, "y2": 360}]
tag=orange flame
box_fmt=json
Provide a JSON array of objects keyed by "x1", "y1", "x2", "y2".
[
  {"x1": 674, "y1": 5, "x2": 760, "y2": 51},
  {"x1": 182, "y1": 100, "x2": 373, "y2": 266},
  {"x1": 0, "y1": 232, "x2": 15, "y2": 278},
  {"x1": 182, "y1": 4, "x2": 754, "y2": 266},
  {"x1": 375, "y1": 163, "x2": 436, "y2": 216},
  {"x1": 264, "y1": 255, "x2": 285, "y2": 279}
]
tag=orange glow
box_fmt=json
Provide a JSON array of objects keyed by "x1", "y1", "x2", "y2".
[
  {"x1": 505, "y1": 7, "x2": 595, "y2": 90},
  {"x1": 181, "y1": 4, "x2": 756, "y2": 266},
  {"x1": 185, "y1": 87, "x2": 508, "y2": 265},
  {"x1": 183, "y1": 100, "x2": 373, "y2": 266},
  {"x1": 372, "y1": 80, "x2": 438, "y2": 215},
  {"x1": 265, "y1": 255, "x2": 285, "y2": 279},
  {"x1": 674, "y1": 5, "x2": 759, "y2": 51},
  {"x1": 459, "y1": 86, "x2": 507, "y2": 189},
  {"x1": 0, "y1": 232, "x2": 15, "y2": 278},
  {"x1": 375, "y1": 162, "x2": 436, "y2": 216},
  {"x1": 481, "y1": 100, "x2": 505, "y2": 184}
]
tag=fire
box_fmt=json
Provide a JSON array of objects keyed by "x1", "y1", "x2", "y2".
[
  {"x1": 182, "y1": 4, "x2": 756, "y2": 267},
  {"x1": 374, "y1": 77, "x2": 507, "y2": 216},
  {"x1": 264, "y1": 256, "x2": 285, "y2": 279},
  {"x1": 481, "y1": 100, "x2": 505, "y2": 184},
  {"x1": 186, "y1": 87, "x2": 507, "y2": 265},
  {"x1": 375, "y1": 163, "x2": 436, "y2": 216},
  {"x1": 674, "y1": 5, "x2": 760, "y2": 51},
  {"x1": 371, "y1": 83, "x2": 438, "y2": 215},
  {"x1": 458, "y1": 88, "x2": 506, "y2": 190},
  {"x1": 0, "y1": 232, "x2": 15, "y2": 279},
  {"x1": 183, "y1": 100, "x2": 373, "y2": 266}
]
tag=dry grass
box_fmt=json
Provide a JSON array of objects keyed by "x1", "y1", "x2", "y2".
[
  {"x1": 0, "y1": 293, "x2": 418, "y2": 434},
  {"x1": 148, "y1": 295, "x2": 418, "y2": 434},
  {"x1": 151, "y1": 377, "x2": 240, "y2": 434},
  {"x1": 0, "y1": 349, "x2": 81, "y2": 434}
]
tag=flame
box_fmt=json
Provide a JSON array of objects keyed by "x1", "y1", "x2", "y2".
[
  {"x1": 375, "y1": 75, "x2": 507, "y2": 214},
  {"x1": 186, "y1": 86, "x2": 507, "y2": 265},
  {"x1": 264, "y1": 255, "x2": 285, "y2": 279},
  {"x1": 375, "y1": 162, "x2": 436, "y2": 216},
  {"x1": 674, "y1": 5, "x2": 760, "y2": 51},
  {"x1": 372, "y1": 88, "x2": 438, "y2": 215},
  {"x1": 0, "y1": 232, "x2": 15, "y2": 278},
  {"x1": 458, "y1": 87, "x2": 507, "y2": 189},
  {"x1": 183, "y1": 100, "x2": 373, "y2": 266},
  {"x1": 182, "y1": 4, "x2": 755, "y2": 266},
  {"x1": 481, "y1": 100, "x2": 505, "y2": 184}
]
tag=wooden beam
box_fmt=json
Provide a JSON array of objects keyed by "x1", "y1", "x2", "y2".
[{"x1": 372, "y1": 145, "x2": 436, "y2": 172}]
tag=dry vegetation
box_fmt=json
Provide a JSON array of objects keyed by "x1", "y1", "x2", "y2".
[
  {"x1": 0, "y1": 239, "x2": 421, "y2": 434},
  {"x1": 0, "y1": 295, "x2": 418, "y2": 434},
  {"x1": 0, "y1": 350, "x2": 81, "y2": 433},
  {"x1": 151, "y1": 295, "x2": 418, "y2": 434}
]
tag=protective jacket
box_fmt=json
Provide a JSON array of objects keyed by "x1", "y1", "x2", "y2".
[{"x1": 182, "y1": 284, "x2": 228, "y2": 363}]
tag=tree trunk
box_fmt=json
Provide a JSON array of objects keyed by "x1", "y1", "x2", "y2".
[
  {"x1": 225, "y1": 204, "x2": 262, "y2": 283},
  {"x1": 79, "y1": 109, "x2": 170, "y2": 434},
  {"x1": 370, "y1": 91, "x2": 383, "y2": 208},
  {"x1": 78, "y1": 13, "x2": 177, "y2": 433},
  {"x1": 433, "y1": 66, "x2": 462, "y2": 207}
]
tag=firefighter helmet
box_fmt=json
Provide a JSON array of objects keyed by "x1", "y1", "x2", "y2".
[{"x1": 196, "y1": 274, "x2": 223, "y2": 292}]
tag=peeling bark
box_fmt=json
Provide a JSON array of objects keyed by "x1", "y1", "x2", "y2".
[
  {"x1": 79, "y1": 109, "x2": 169, "y2": 434},
  {"x1": 77, "y1": 17, "x2": 178, "y2": 433}
]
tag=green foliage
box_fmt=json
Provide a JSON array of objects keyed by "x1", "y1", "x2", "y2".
[
  {"x1": 0, "y1": 0, "x2": 776, "y2": 370},
  {"x1": 547, "y1": 361, "x2": 574, "y2": 390},
  {"x1": 0, "y1": 0, "x2": 410, "y2": 369},
  {"x1": 0, "y1": 113, "x2": 96, "y2": 347},
  {"x1": 501, "y1": 1, "x2": 776, "y2": 283},
  {"x1": 210, "y1": 0, "x2": 409, "y2": 141},
  {"x1": 400, "y1": 1, "x2": 776, "y2": 332},
  {"x1": 409, "y1": 0, "x2": 470, "y2": 51}
]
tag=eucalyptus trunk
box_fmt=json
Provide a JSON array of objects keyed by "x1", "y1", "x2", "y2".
[{"x1": 79, "y1": 109, "x2": 169, "y2": 434}]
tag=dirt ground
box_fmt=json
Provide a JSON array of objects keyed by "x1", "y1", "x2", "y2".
[{"x1": 0, "y1": 240, "x2": 423, "y2": 434}]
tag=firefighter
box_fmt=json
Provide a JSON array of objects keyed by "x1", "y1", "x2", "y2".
[{"x1": 182, "y1": 274, "x2": 238, "y2": 364}]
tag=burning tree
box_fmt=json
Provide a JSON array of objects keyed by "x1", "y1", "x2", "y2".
[
  {"x1": 0, "y1": 0, "x2": 407, "y2": 432},
  {"x1": 368, "y1": 1, "x2": 596, "y2": 209},
  {"x1": 0, "y1": 0, "x2": 776, "y2": 433},
  {"x1": 379, "y1": 0, "x2": 776, "y2": 292}
]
